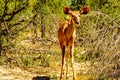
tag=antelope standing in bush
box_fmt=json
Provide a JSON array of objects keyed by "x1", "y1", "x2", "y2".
[{"x1": 58, "y1": 6, "x2": 89, "y2": 80}]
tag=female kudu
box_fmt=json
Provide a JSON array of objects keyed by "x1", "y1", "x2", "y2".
[{"x1": 58, "y1": 6, "x2": 89, "y2": 80}]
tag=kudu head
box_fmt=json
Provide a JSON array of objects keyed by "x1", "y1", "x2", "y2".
[{"x1": 64, "y1": 6, "x2": 89, "y2": 25}]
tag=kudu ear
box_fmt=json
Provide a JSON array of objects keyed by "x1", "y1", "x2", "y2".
[
  {"x1": 63, "y1": 6, "x2": 72, "y2": 14},
  {"x1": 80, "y1": 6, "x2": 89, "y2": 14}
]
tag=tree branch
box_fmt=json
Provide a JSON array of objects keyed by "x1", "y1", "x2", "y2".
[
  {"x1": 0, "y1": 1, "x2": 28, "y2": 22},
  {"x1": 5, "y1": 3, "x2": 28, "y2": 21}
]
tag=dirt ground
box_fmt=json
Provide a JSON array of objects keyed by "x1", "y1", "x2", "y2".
[{"x1": 0, "y1": 62, "x2": 91, "y2": 80}]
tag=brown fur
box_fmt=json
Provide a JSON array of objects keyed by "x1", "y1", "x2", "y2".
[
  {"x1": 80, "y1": 6, "x2": 89, "y2": 14},
  {"x1": 63, "y1": 6, "x2": 71, "y2": 14}
]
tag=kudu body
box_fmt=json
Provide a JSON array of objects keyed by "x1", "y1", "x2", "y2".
[{"x1": 58, "y1": 6, "x2": 89, "y2": 80}]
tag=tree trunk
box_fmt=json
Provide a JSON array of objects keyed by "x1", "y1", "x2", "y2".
[
  {"x1": 40, "y1": 14, "x2": 46, "y2": 38},
  {"x1": 41, "y1": 25, "x2": 45, "y2": 38},
  {"x1": 0, "y1": 37, "x2": 2, "y2": 55},
  {"x1": 0, "y1": 23, "x2": 2, "y2": 55}
]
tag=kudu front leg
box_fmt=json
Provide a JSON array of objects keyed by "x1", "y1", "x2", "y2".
[
  {"x1": 65, "y1": 47, "x2": 70, "y2": 79},
  {"x1": 70, "y1": 45, "x2": 76, "y2": 80}
]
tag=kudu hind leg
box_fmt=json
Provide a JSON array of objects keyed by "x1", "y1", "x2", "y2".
[{"x1": 60, "y1": 45, "x2": 65, "y2": 80}]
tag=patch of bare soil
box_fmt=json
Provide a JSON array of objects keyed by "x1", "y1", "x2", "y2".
[{"x1": 0, "y1": 65, "x2": 39, "y2": 80}]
